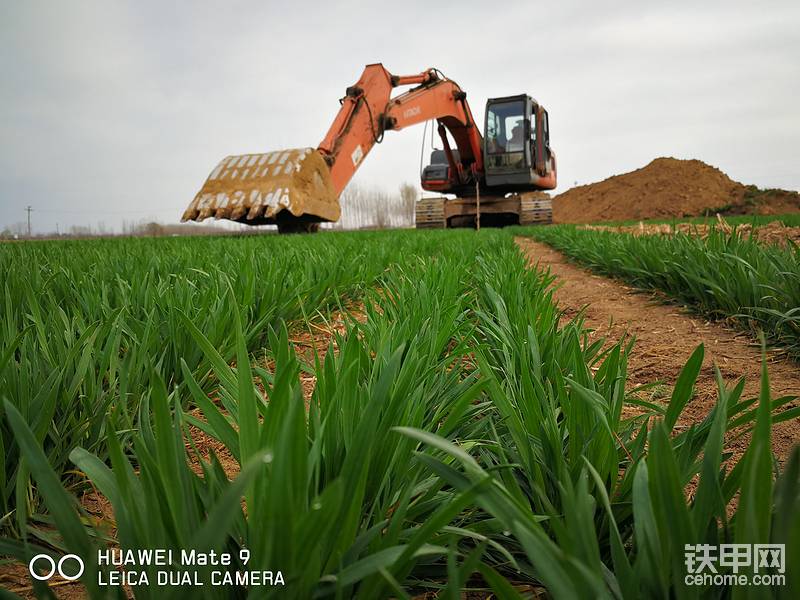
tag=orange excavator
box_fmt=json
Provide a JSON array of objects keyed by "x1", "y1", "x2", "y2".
[{"x1": 181, "y1": 64, "x2": 556, "y2": 232}]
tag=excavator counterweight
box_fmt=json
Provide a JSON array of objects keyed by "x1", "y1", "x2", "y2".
[{"x1": 182, "y1": 64, "x2": 556, "y2": 231}]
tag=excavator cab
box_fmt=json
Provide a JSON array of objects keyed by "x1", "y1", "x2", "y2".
[{"x1": 483, "y1": 95, "x2": 555, "y2": 190}]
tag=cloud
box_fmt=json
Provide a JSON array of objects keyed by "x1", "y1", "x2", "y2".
[{"x1": 1, "y1": 0, "x2": 798, "y2": 233}]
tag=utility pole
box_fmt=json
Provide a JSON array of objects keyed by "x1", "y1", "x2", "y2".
[{"x1": 25, "y1": 205, "x2": 33, "y2": 237}]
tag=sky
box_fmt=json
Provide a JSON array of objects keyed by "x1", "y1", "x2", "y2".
[{"x1": 1, "y1": 1, "x2": 799, "y2": 234}]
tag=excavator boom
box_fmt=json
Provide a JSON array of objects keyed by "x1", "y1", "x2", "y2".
[{"x1": 317, "y1": 65, "x2": 483, "y2": 195}]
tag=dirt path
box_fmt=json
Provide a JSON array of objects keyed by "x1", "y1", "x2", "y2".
[{"x1": 516, "y1": 237, "x2": 800, "y2": 462}]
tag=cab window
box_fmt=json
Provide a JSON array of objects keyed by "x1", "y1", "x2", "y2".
[{"x1": 486, "y1": 100, "x2": 525, "y2": 154}]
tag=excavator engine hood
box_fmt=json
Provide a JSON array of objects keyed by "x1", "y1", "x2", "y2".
[{"x1": 181, "y1": 148, "x2": 340, "y2": 225}]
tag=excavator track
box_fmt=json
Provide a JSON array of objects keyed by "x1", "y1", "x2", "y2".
[
  {"x1": 415, "y1": 197, "x2": 446, "y2": 228},
  {"x1": 519, "y1": 195, "x2": 553, "y2": 225}
]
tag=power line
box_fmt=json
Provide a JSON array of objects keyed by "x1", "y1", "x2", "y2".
[{"x1": 33, "y1": 207, "x2": 178, "y2": 215}]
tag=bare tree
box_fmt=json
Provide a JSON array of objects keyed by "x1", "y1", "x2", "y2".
[
  {"x1": 374, "y1": 189, "x2": 391, "y2": 230},
  {"x1": 337, "y1": 182, "x2": 417, "y2": 230},
  {"x1": 3, "y1": 222, "x2": 29, "y2": 238},
  {"x1": 339, "y1": 183, "x2": 365, "y2": 229},
  {"x1": 399, "y1": 183, "x2": 418, "y2": 227},
  {"x1": 69, "y1": 224, "x2": 94, "y2": 237}
]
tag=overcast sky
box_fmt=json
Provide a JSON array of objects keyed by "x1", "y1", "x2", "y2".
[{"x1": 1, "y1": 1, "x2": 798, "y2": 233}]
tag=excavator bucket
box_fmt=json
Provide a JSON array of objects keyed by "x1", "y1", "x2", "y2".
[{"x1": 181, "y1": 148, "x2": 340, "y2": 227}]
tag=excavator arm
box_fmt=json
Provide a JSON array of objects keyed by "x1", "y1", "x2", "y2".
[
  {"x1": 181, "y1": 64, "x2": 485, "y2": 228},
  {"x1": 319, "y1": 64, "x2": 483, "y2": 194}
]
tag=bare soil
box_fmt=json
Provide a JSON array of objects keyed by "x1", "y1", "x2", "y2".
[
  {"x1": 553, "y1": 157, "x2": 800, "y2": 224},
  {"x1": 516, "y1": 237, "x2": 800, "y2": 462}
]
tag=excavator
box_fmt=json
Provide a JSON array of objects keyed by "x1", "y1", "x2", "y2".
[{"x1": 181, "y1": 64, "x2": 556, "y2": 232}]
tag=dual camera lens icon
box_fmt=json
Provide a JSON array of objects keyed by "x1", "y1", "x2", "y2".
[{"x1": 28, "y1": 553, "x2": 85, "y2": 581}]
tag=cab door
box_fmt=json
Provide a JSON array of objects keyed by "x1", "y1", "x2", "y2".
[
  {"x1": 533, "y1": 105, "x2": 547, "y2": 176},
  {"x1": 523, "y1": 98, "x2": 534, "y2": 171},
  {"x1": 484, "y1": 94, "x2": 544, "y2": 188}
]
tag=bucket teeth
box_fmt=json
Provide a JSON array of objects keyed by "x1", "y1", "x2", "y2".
[
  {"x1": 246, "y1": 202, "x2": 264, "y2": 220},
  {"x1": 182, "y1": 148, "x2": 341, "y2": 225},
  {"x1": 230, "y1": 205, "x2": 248, "y2": 221},
  {"x1": 181, "y1": 198, "x2": 201, "y2": 221}
]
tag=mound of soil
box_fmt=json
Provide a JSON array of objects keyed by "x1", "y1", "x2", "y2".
[{"x1": 552, "y1": 157, "x2": 800, "y2": 224}]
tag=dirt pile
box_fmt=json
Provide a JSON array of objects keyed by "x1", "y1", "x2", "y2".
[{"x1": 553, "y1": 157, "x2": 800, "y2": 224}]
